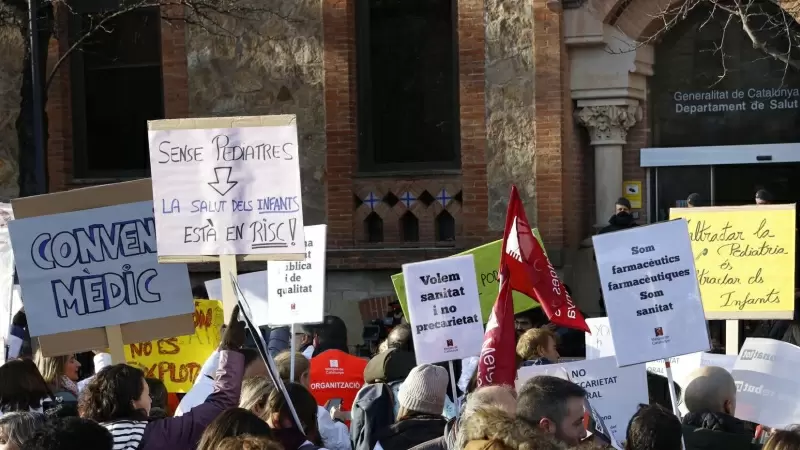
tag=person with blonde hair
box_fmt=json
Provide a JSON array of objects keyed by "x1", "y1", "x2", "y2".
[
  {"x1": 239, "y1": 377, "x2": 275, "y2": 418},
  {"x1": 516, "y1": 328, "x2": 559, "y2": 366},
  {"x1": 217, "y1": 435, "x2": 284, "y2": 450},
  {"x1": 33, "y1": 351, "x2": 81, "y2": 402},
  {"x1": 764, "y1": 427, "x2": 800, "y2": 450},
  {"x1": 274, "y1": 351, "x2": 349, "y2": 450}
]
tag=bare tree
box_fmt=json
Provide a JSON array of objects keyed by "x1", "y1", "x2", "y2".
[
  {"x1": 617, "y1": 0, "x2": 800, "y2": 78},
  {"x1": 0, "y1": 0, "x2": 291, "y2": 196}
]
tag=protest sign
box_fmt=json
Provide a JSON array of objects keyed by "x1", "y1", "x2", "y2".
[
  {"x1": 0, "y1": 204, "x2": 15, "y2": 364},
  {"x1": 206, "y1": 271, "x2": 270, "y2": 327},
  {"x1": 392, "y1": 239, "x2": 542, "y2": 322},
  {"x1": 584, "y1": 399, "x2": 623, "y2": 450},
  {"x1": 732, "y1": 338, "x2": 800, "y2": 429},
  {"x1": 232, "y1": 274, "x2": 304, "y2": 432},
  {"x1": 126, "y1": 299, "x2": 223, "y2": 393},
  {"x1": 402, "y1": 254, "x2": 484, "y2": 364},
  {"x1": 671, "y1": 205, "x2": 795, "y2": 319},
  {"x1": 586, "y1": 317, "x2": 733, "y2": 391},
  {"x1": 517, "y1": 357, "x2": 648, "y2": 443},
  {"x1": 148, "y1": 115, "x2": 306, "y2": 258},
  {"x1": 593, "y1": 220, "x2": 710, "y2": 367},
  {"x1": 1, "y1": 286, "x2": 22, "y2": 363},
  {"x1": 9, "y1": 180, "x2": 194, "y2": 358},
  {"x1": 267, "y1": 225, "x2": 326, "y2": 325}
]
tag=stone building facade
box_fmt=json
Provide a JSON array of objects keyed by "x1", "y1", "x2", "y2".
[{"x1": 0, "y1": 0, "x2": 795, "y2": 346}]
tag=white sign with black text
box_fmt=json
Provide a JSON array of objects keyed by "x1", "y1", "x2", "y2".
[
  {"x1": 148, "y1": 116, "x2": 306, "y2": 256},
  {"x1": 516, "y1": 357, "x2": 648, "y2": 443},
  {"x1": 593, "y1": 220, "x2": 710, "y2": 367},
  {"x1": 402, "y1": 254, "x2": 484, "y2": 364},
  {"x1": 267, "y1": 224, "x2": 326, "y2": 325}
]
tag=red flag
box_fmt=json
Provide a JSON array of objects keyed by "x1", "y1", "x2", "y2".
[
  {"x1": 501, "y1": 185, "x2": 590, "y2": 332},
  {"x1": 477, "y1": 264, "x2": 517, "y2": 388}
]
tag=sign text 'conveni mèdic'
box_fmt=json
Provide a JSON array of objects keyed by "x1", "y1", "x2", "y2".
[
  {"x1": 148, "y1": 116, "x2": 305, "y2": 256},
  {"x1": 8, "y1": 201, "x2": 194, "y2": 337}
]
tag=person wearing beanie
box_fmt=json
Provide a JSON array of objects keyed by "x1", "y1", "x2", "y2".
[{"x1": 372, "y1": 364, "x2": 449, "y2": 450}]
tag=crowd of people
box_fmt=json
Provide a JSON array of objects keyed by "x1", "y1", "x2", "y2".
[{"x1": 1, "y1": 300, "x2": 799, "y2": 450}]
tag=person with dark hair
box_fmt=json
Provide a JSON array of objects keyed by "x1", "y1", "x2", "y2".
[
  {"x1": 624, "y1": 404, "x2": 682, "y2": 450},
  {"x1": 21, "y1": 417, "x2": 113, "y2": 450},
  {"x1": 755, "y1": 189, "x2": 773, "y2": 205},
  {"x1": 687, "y1": 193, "x2": 701, "y2": 208},
  {"x1": 79, "y1": 306, "x2": 247, "y2": 450},
  {"x1": 308, "y1": 316, "x2": 367, "y2": 429},
  {"x1": 0, "y1": 360, "x2": 52, "y2": 416},
  {"x1": 217, "y1": 435, "x2": 284, "y2": 450},
  {"x1": 175, "y1": 347, "x2": 265, "y2": 416},
  {"x1": 516, "y1": 375, "x2": 588, "y2": 445},
  {"x1": 265, "y1": 382, "x2": 326, "y2": 450},
  {"x1": 599, "y1": 197, "x2": 638, "y2": 234},
  {"x1": 196, "y1": 408, "x2": 273, "y2": 450},
  {"x1": 145, "y1": 379, "x2": 168, "y2": 419},
  {"x1": 514, "y1": 308, "x2": 547, "y2": 340},
  {"x1": 0, "y1": 411, "x2": 45, "y2": 450},
  {"x1": 645, "y1": 372, "x2": 682, "y2": 411}
]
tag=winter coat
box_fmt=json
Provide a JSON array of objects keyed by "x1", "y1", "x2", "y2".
[
  {"x1": 682, "y1": 410, "x2": 761, "y2": 450},
  {"x1": 374, "y1": 415, "x2": 448, "y2": 450},
  {"x1": 102, "y1": 350, "x2": 243, "y2": 450},
  {"x1": 409, "y1": 416, "x2": 458, "y2": 450}
]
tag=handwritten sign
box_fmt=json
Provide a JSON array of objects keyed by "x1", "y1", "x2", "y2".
[
  {"x1": 403, "y1": 254, "x2": 484, "y2": 364},
  {"x1": 593, "y1": 220, "x2": 710, "y2": 367},
  {"x1": 392, "y1": 239, "x2": 542, "y2": 322},
  {"x1": 126, "y1": 299, "x2": 223, "y2": 392},
  {"x1": 671, "y1": 205, "x2": 795, "y2": 319},
  {"x1": 267, "y1": 225, "x2": 326, "y2": 325},
  {"x1": 206, "y1": 271, "x2": 270, "y2": 327},
  {"x1": 148, "y1": 115, "x2": 306, "y2": 257},
  {"x1": 8, "y1": 201, "x2": 194, "y2": 337}
]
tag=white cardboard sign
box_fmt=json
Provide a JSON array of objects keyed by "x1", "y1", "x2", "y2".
[
  {"x1": 267, "y1": 225, "x2": 326, "y2": 325},
  {"x1": 586, "y1": 317, "x2": 735, "y2": 392},
  {"x1": 732, "y1": 338, "x2": 800, "y2": 429},
  {"x1": 205, "y1": 270, "x2": 270, "y2": 327},
  {"x1": 402, "y1": 254, "x2": 484, "y2": 364},
  {"x1": 592, "y1": 220, "x2": 710, "y2": 367},
  {"x1": 516, "y1": 357, "x2": 648, "y2": 443},
  {"x1": 148, "y1": 119, "x2": 306, "y2": 256},
  {"x1": 8, "y1": 201, "x2": 194, "y2": 337}
]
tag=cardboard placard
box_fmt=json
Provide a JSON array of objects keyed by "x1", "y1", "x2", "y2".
[{"x1": 11, "y1": 179, "x2": 194, "y2": 358}]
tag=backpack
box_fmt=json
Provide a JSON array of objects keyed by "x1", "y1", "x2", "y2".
[{"x1": 350, "y1": 381, "x2": 401, "y2": 450}]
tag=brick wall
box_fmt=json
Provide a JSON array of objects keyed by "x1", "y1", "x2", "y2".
[
  {"x1": 321, "y1": 0, "x2": 494, "y2": 269},
  {"x1": 533, "y1": 2, "x2": 568, "y2": 249},
  {"x1": 45, "y1": 4, "x2": 188, "y2": 193}
]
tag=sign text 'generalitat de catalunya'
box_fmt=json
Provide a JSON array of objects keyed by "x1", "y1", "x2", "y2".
[
  {"x1": 148, "y1": 116, "x2": 306, "y2": 256},
  {"x1": 8, "y1": 201, "x2": 193, "y2": 337}
]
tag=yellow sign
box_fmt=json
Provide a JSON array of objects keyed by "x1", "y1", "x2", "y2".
[
  {"x1": 392, "y1": 235, "x2": 545, "y2": 323},
  {"x1": 125, "y1": 299, "x2": 223, "y2": 392},
  {"x1": 671, "y1": 205, "x2": 796, "y2": 319},
  {"x1": 623, "y1": 181, "x2": 642, "y2": 209}
]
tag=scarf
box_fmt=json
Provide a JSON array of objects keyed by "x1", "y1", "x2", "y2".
[{"x1": 60, "y1": 376, "x2": 79, "y2": 396}]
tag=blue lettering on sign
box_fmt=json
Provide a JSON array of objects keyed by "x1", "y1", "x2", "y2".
[
  {"x1": 26, "y1": 217, "x2": 164, "y2": 319},
  {"x1": 31, "y1": 218, "x2": 156, "y2": 270}
]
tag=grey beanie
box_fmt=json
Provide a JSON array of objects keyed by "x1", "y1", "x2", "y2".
[{"x1": 398, "y1": 364, "x2": 449, "y2": 415}]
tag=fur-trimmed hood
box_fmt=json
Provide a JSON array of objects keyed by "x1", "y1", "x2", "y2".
[{"x1": 460, "y1": 407, "x2": 568, "y2": 450}]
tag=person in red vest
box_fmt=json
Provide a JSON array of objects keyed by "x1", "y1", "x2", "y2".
[{"x1": 308, "y1": 316, "x2": 367, "y2": 424}]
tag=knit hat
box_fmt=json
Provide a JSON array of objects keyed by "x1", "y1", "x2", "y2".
[{"x1": 398, "y1": 364, "x2": 449, "y2": 415}]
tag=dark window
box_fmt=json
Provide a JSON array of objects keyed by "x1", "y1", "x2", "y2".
[
  {"x1": 70, "y1": 6, "x2": 164, "y2": 179},
  {"x1": 356, "y1": 0, "x2": 460, "y2": 174}
]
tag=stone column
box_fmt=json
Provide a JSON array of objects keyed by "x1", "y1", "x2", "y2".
[{"x1": 576, "y1": 102, "x2": 642, "y2": 229}]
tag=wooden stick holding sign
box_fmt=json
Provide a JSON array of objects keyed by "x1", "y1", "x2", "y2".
[
  {"x1": 8, "y1": 180, "x2": 195, "y2": 361},
  {"x1": 147, "y1": 115, "x2": 307, "y2": 318}
]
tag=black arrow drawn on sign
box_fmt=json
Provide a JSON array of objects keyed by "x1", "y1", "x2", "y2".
[{"x1": 208, "y1": 167, "x2": 238, "y2": 196}]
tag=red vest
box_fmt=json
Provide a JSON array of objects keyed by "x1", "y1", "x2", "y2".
[{"x1": 309, "y1": 349, "x2": 367, "y2": 416}]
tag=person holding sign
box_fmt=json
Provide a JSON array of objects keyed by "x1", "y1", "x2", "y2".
[{"x1": 79, "y1": 306, "x2": 247, "y2": 450}]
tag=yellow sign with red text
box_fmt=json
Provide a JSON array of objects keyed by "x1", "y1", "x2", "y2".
[{"x1": 125, "y1": 299, "x2": 223, "y2": 392}]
